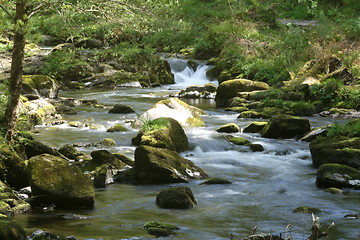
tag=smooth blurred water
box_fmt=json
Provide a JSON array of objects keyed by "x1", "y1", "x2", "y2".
[{"x1": 13, "y1": 60, "x2": 360, "y2": 240}]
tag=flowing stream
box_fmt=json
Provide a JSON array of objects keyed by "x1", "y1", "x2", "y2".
[{"x1": 13, "y1": 59, "x2": 359, "y2": 240}]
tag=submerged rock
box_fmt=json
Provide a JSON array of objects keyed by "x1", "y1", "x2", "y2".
[
  {"x1": 260, "y1": 114, "x2": 311, "y2": 139},
  {"x1": 156, "y1": 187, "x2": 197, "y2": 209},
  {"x1": 316, "y1": 163, "x2": 360, "y2": 189},
  {"x1": 200, "y1": 178, "x2": 232, "y2": 185},
  {"x1": 28, "y1": 154, "x2": 95, "y2": 209},
  {"x1": 215, "y1": 79, "x2": 269, "y2": 107},
  {"x1": 144, "y1": 221, "x2": 179, "y2": 237},
  {"x1": 310, "y1": 136, "x2": 360, "y2": 169},
  {"x1": 293, "y1": 206, "x2": 321, "y2": 214},
  {"x1": 141, "y1": 98, "x2": 206, "y2": 127},
  {"x1": 134, "y1": 145, "x2": 207, "y2": 184}
]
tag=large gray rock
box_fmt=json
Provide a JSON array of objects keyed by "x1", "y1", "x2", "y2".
[
  {"x1": 260, "y1": 114, "x2": 310, "y2": 139},
  {"x1": 215, "y1": 79, "x2": 269, "y2": 107},
  {"x1": 28, "y1": 154, "x2": 95, "y2": 209},
  {"x1": 134, "y1": 145, "x2": 207, "y2": 184},
  {"x1": 141, "y1": 98, "x2": 206, "y2": 127},
  {"x1": 156, "y1": 187, "x2": 197, "y2": 209}
]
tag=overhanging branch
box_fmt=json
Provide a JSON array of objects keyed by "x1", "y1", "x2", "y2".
[{"x1": 0, "y1": 4, "x2": 15, "y2": 20}]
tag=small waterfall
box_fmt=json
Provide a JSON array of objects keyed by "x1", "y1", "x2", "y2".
[{"x1": 167, "y1": 58, "x2": 217, "y2": 87}]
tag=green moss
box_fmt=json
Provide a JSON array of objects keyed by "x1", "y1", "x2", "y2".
[
  {"x1": 0, "y1": 218, "x2": 27, "y2": 240},
  {"x1": 226, "y1": 136, "x2": 250, "y2": 145},
  {"x1": 238, "y1": 110, "x2": 268, "y2": 119},
  {"x1": 106, "y1": 124, "x2": 128, "y2": 132},
  {"x1": 243, "y1": 121, "x2": 268, "y2": 133},
  {"x1": 144, "y1": 221, "x2": 179, "y2": 231},
  {"x1": 216, "y1": 123, "x2": 240, "y2": 133}
]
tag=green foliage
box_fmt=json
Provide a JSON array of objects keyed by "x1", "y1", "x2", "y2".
[
  {"x1": 310, "y1": 78, "x2": 342, "y2": 103},
  {"x1": 141, "y1": 118, "x2": 170, "y2": 133},
  {"x1": 327, "y1": 119, "x2": 360, "y2": 137},
  {"x1": 41, "y1": 49, "x2": 90, "y2": 81}
]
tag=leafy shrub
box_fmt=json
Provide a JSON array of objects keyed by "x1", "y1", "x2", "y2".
[
  {"x1": 41, "y1": 49, "x2": 91, "y2": 82},
  {"x1": 310, "y1": 78, "x2": 342, "y2": 103},
  {"x1": 327, "y1": 119, "x2": 360, "y2": 137}
]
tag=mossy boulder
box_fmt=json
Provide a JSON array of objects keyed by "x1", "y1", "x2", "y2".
[
  {"x1": 156, "y1": 187, "x2": 197, "y2": 209},
  {"x1": 237, "y1": 110, "x2": 269, "y2": 119},
  {"x1": 82, "y1": 150, "x2": 127, "y2": 188},
  {"x1": 23, "y1": 139, "x2": 60, "y2": 159},
  {"x1": 106, "y1": 124, "x2": 128, "y2": 132},
  {"x1": 216, "y1": 123, "x2": 240, "y2": 133},
  {"x1": 243, "y1": 121, "x2": 268, "y2": 133},
  {"x1": 113, "y1": 153, "x2": 134, "y2": 166},
  {"x1": 310, "y1": 136, "x2": 360, "y2": 169},
  {"x1": 28, "y1": 154, "x2": 95, "y2": 209},
  {"x1": 0, "y1": 144, "x2": 30, "y2": 189},
  {"x1": 134, "y1": 145, "x2": 207, "y2": 184},
  {"x1": 20, "y1": 99, "x2": 57, "y2": 126},
  {"x1": 260, "y1": 115, "x2": 311, "y2": 139},
  {"x1": 133, "y1": 118, "x2": 189, "y2": 152},
  {"x1": 21, "y1": 75, "x2": 59, "y2": 99},
  {"x1": 224, "y1": 106, "x2": 249, "y2": 113},
  {"x1": 215, "y1": 79, "x2": 269, "y2": 107},
  {"x1": 248, "y1": 143, "x2": 264, "y2": 152},
  {"x1": 316, "y1": 163, "x2": 360, "y2": 189},
  {"x1": 58, "y1": 144, "x2": 80, "y2": 160},
  {"x1": 226, "y1": 136, "x2": 250, "y2": 146},
  {"x1": 108, "y1": 104, "x2": 135, "y2": 114},
  {"x1": 141, "y1": 98, "x2": 206, "y2": 127},
  {"x1": 0, "y1": 217, "x2": 27, "y2": 240}
]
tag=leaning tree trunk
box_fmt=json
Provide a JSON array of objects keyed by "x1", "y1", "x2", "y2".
[{"x1": 4, "y1": 1, "x2": 27, "y2": 142}]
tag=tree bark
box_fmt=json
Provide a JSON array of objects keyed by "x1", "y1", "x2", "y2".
[{"x1": 4, "y1": 1, "x2": 27, "y2": 142}]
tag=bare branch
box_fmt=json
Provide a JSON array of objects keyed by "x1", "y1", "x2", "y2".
[{"x1": 0, "y1": 4, "x2": 15, "y2": 20}]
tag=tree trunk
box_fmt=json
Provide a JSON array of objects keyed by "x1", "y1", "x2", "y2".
[{"x1": 4, "y1": 1, "x2": 27, "y2": 142}]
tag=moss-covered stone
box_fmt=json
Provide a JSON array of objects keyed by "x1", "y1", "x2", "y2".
[
  {"x1": 106, "y1": 124, "x2": 128, "y2": 132},
  {"x1": 0, "y1": 181, "x2": 31, "y2": 216},
  {"x1": 144, "y1": 221, "x2": 179, "y2": 231},
  {"x1": 94, "y1": 138, "x2": 117, "y2": 147},
  {"x1": 156, "y1": 187, "x2": 197, "y2": 209},
  {"x1": 58, "y1": 144, "x2": 80, "y2": 160},
  {"x1": 215, "y1": 79, "x2": 269, "y2": 107},
  {"x1": 28, "y1": 154, "x2": 95, "y2": 209},
  {"x1": 324, "y1": 187, "x2": 344, "y2": 194},
  {"x1": 23, "y1": 139, "x2": 60, "y2": 159},
  {"x1": 238, "y1": 110, "x2": 269, "y2": 119},
  {"x1": 134, "y1": 145, "x2": 207, "y2": 184},
  {"x1": 216, "y1": 123, "x2": 240, "y2": 133},
  {"x1": 0, "y1": 144, "x2": 30, "y2": 189},
  {"x1": 108, "y1": 104, "x2": 135, "y2": 114},
  {"x1": 310, "y1": 136, "x2": 360, "y2": 169},
  {"x1": 200, "y1": 178, "x2": 232, "y2": 185},
  {"x1": 293, "y1": 206, "x2": 321, "y2": 214},
  {"x1": 0, "y1": 217, "x2": 27, "y2": 240},
  {"x1": 316, "y1": 163, "x2": 360, "y2": 189},
  {"x1": 133, "y1": 118, "x2": 189, "y2": 152},
  {"x1": 21, "y1": 75, "x2": 59, "y2": 99},
  {"x1": 141, "y1": 98, "x2": 206, "y2": 127},
  {"x1": 113, "y1": 153, "x2": 134, "y2": 166},
  {"x1": 226, "y1": 136, "x2": 250, "y2": 145},
  {"x1": 243, "y1": 121, "x2": 268, "y2": 133},
  {"x1": 260, "y1": 114, "x2": 311, "y2": 139}
]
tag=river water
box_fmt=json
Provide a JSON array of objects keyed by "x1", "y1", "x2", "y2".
[{"x1": 14, "y1": 59, "x2": 359, "y2": 240}]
